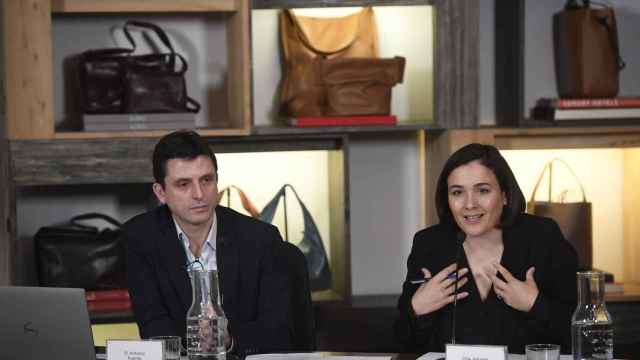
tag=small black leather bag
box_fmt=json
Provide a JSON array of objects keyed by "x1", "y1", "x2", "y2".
[
  {"x1": 35, "y1": 213, "x2": 126, "y2": 290},
  {"x1": 77, "y1": 20, "x2": 200, "y2": 114}
]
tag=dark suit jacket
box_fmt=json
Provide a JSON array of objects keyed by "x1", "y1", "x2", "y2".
[
  {"x1": 395, "y1": 214, "x2": 578, "y2": 354},
  {"x1": 124, "y1": 205, "x2": 292, "y2": 356}
]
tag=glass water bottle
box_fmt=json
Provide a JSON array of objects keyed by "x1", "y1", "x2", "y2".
[
  {"x1": 186, "y1": 269, "x2": 228, "y2": 360},
  {"x1": 571, "y1": 271, "x2": 614, "y2": 360}
]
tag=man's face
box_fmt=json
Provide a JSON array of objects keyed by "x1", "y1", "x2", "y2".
[{"x1": 153, "y1": 155, "x2": 219, "y2": 230}]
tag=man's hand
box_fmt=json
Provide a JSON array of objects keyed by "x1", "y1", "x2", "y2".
[
  {"x1": 410, "y1": 263, "x2": 469, "y2": 316},
  {"x1": 492, "y1": 264, "x2": 538, "y2": 312}
]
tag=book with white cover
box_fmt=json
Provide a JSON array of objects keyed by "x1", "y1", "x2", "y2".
[{"x1": 83, "y1": 113, "x2": 196, "y2": 131}]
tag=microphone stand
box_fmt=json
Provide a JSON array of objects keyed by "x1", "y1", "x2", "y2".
[{"x1": 451, "y1": 231, "x2": 465, "y2": 345}]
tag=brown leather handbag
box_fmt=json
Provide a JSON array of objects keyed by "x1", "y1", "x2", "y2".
[
  {"x1": 279, "y1": 8, "x2": 404, "y2": 118},
  {"x1": 322, "y1": 56, "x2": 405, "y2": 117},
  {"x1": 553, "y1": 0, "x2": 626, "y2": 98}
]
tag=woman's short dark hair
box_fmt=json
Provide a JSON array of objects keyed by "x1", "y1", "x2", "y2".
[
  {"x1": 435, "y1": 143, "x2": 525, "y2": 228},
  {"x1": 152, "y1": 130, "x2": 218, "y2": 185}
]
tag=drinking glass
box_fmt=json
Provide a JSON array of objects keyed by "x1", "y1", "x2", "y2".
[
  {"x1": 526, "y1": 344, "x2": 560, "y2": 360},
  {"x1": 150, "y1": 336, "x2": 181, "y2": 360}
]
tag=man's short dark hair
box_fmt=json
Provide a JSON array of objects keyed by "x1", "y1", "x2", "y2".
[
  {"x1": 152, "y1": 130, "x2": 218, "y2": 185},
  {"x1": 435, "y1": 143, "x2": 525, "y2": 228}
]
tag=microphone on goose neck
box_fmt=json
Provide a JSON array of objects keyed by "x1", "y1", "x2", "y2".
[{"x1": 451, "y1": 231, "x2": 465, "y2": 345}]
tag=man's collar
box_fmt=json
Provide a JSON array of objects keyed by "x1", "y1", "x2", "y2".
[{"x1": 172, "y1": 212, "x2": 217, "y2": 251}]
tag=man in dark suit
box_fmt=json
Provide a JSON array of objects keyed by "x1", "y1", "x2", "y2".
[{"x1": 124, "y1": 130, "x2": 292, "y2": 356}]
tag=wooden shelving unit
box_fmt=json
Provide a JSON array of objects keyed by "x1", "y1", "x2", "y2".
[
  {"x1": 1, "y1": 0, "x2": 251, "y2": 139},
  {"x1": 0, "y1": 0, "x2": 479, "y2": 308},
  {"x1": 51, "y1": 0, "x2": 240, "y2": 13}
]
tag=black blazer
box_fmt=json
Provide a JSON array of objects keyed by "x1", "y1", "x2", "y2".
[
  {"x1": 395, "y1": 214, "x2": 578, "y2": 354},
  {"x1": 124, "y1": 205, "x2": 292, "y2": 356}
]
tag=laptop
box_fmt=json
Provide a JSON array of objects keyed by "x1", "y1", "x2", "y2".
[{"x1": 0, "y1": 286, "x2": 96, "y2": 360}]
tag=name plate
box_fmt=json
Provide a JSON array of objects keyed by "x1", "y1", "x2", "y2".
[
  {"x1": 445, "y1": 344, "x2": 507, "y2": 360},
  {"x1": 107, "y1": 339, "x2": 164, "y2": 360}
]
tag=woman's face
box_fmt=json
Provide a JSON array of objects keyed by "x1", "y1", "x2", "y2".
[{"x1": 447, "y1": 160, "x2": 506, "y2": 237}]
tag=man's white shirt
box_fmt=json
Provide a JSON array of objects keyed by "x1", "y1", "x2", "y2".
[{"x1": 174, "y1": 212, "x2": 218, "y2": 270}]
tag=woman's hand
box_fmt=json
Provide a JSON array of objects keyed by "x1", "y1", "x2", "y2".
[
  {"x1": 410, "y1": 263, "x2": 469, "y2": 316},
  {"x1": 492, "y1": 263, "x2": 538, "y2": 312}
]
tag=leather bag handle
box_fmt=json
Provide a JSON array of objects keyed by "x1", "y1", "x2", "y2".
[
  {"x1": 123, "y1": 20, "x2": 176, "y2": 54},
  {"x1": 217, "y1": 185, "x2": 260, "y2": 218},
  {"x1": 70, "y1": 213, "x2": 122, "y2": 229},
  {"x1": 529, "y1": 158, "x2": 587, "y2": 204}
]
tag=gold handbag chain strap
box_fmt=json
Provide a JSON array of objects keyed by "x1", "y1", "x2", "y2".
[{"x1": 529, "y1": 158, "x2": 587, "y2": 203}]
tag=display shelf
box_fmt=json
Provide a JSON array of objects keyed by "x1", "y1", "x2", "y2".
[
  {"x1": 3, "y1": 133, "x2": 351, "y2": 303},
  {"x1": 51, "y1": 0, "x2": 239, "y2": 13},
  {"x1": 252, "y1": 123, "x2": 441, "y2": 136},
  {"x1": 606, "y1": 282, "x2": 640, "y2": 303},
  {"x1": 53, "y1": 128, "x2": 251, "y2": 140},
  {"x1": 9, "y1": 134, "x2": 344, "y2": 186},
  {"x1": 1, "y1": 0, "x2": 251, "y2": 139},
  {"x1": 252, "y1": 0, "x2": 431, "y2": 9}
]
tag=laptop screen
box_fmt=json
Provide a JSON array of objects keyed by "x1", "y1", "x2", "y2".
[{"x1": 0, "y1": 286, "x2": 96, "y2": 360}]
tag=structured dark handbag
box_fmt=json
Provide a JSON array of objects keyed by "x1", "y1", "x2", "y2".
[
  {"x1": 553, "y1": 0, "x2": 626, "y2": 98},
  {"x1": 260, "y1": 184, "x2": 332, "y2": 291},
  {"x1": 526, "y1": 159, "x2": 593, "y2": 269},
  {"x1": 35, "y1": 213, "x2": 126, "y2": 290},
  {"x1": 78, "y1": 20, "x2": 200, "y2": 114}
]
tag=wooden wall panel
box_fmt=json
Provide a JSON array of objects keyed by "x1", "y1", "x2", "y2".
[
  {"x1": 327, "y1": 141, "x2": 350, "y2": 302},
  {"x1": 623, "y1": 149, "x2": 640, "y2": 283},
  {"x1": 433, "y1": 0, "x2": 479, "y2": 128},
  {"x1": 2, "y1": 0, "x2": 54, "y2": 139},
  {"x1": 227, "y1": 0, "x2": 251, "y2": 133},
  {"x1": 0, "y1": 141, "x2": 10, "y2": 285}
]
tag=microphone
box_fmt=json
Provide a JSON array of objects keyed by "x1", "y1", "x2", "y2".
[{"x1": 451, "y1": 231, "x2": 465, "y2": 345}]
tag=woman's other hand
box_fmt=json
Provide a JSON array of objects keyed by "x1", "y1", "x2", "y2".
[
  {"x1": 410, "y1": 262, "x2": 469, "y2": 316},
  {"x1": 492, "y1": 264, "x2": 538, "y2": 312}
]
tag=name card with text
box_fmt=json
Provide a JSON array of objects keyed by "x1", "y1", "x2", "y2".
[
  {"x1": 107, "y1": 339, "x2": 164, "y2": 360},
  {"x1": 445, "y1": 344, "x2": 507, "y2": 360}
]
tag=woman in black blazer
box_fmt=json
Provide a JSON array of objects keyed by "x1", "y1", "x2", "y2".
[{"x1": 394, "y1": 143, "x2": 578, "y2": 354}]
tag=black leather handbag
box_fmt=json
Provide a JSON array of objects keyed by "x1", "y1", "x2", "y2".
[
  {"x1": 77, "y1": 20, "x2": 200, "y2": 114},
  {"x1": 260, "y1": 184, "x2": 332, "y2": 291},
  {"x1": 35, "y1": 213, "x2": 126, "y2": 290}
]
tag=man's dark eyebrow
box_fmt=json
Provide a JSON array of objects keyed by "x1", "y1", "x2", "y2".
[{"x1": 172, "y1": 177, "x2": 191, "y2": 183}]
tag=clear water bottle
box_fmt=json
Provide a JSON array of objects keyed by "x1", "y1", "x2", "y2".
[
  {"x1": 571, "y1": 271, "x2": 614, "y2": 360},
  {"x1": 186, "y1": 269, "x2": 229, "y2": 360}
]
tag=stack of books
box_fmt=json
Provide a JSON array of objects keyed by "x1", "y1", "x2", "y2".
[
  {"x1": 532, "y1": 97, "x2": 640, "y2": 121},
  {"x1": 83, "y1": 113, "x2": 196, "y2": 132},
  {"x1": 288, "y1": 115, "x2": 397, "y2": 127},
  {"x1": 85, "y1": 288, "x2": 132, "y2": 314}
]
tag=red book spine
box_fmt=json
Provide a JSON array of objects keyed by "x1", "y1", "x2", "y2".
[
  {"x1": 290, "y1": 115, "x2": 397, "y2": 127},
  {"x1": 85, "y1": 289, "x2": 130, "y2": 302},
  {"x1": 554, "y1": 97, "x2": 640, "y2": 109},
  {"x1": 87, "y1": 299, "x2": 132, "y2": 313}
]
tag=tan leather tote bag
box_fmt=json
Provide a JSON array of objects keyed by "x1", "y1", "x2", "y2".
[{"x1": 279, "y1": 8, "x2": 383, "y2": 117}]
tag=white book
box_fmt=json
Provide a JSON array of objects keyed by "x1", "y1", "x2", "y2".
[
  {"x1": 83, "y1": 113, "x2": 196, "y2": 124},
  {"x1": 553, "y1": 107, "x2": 640, "y2": 120}
]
